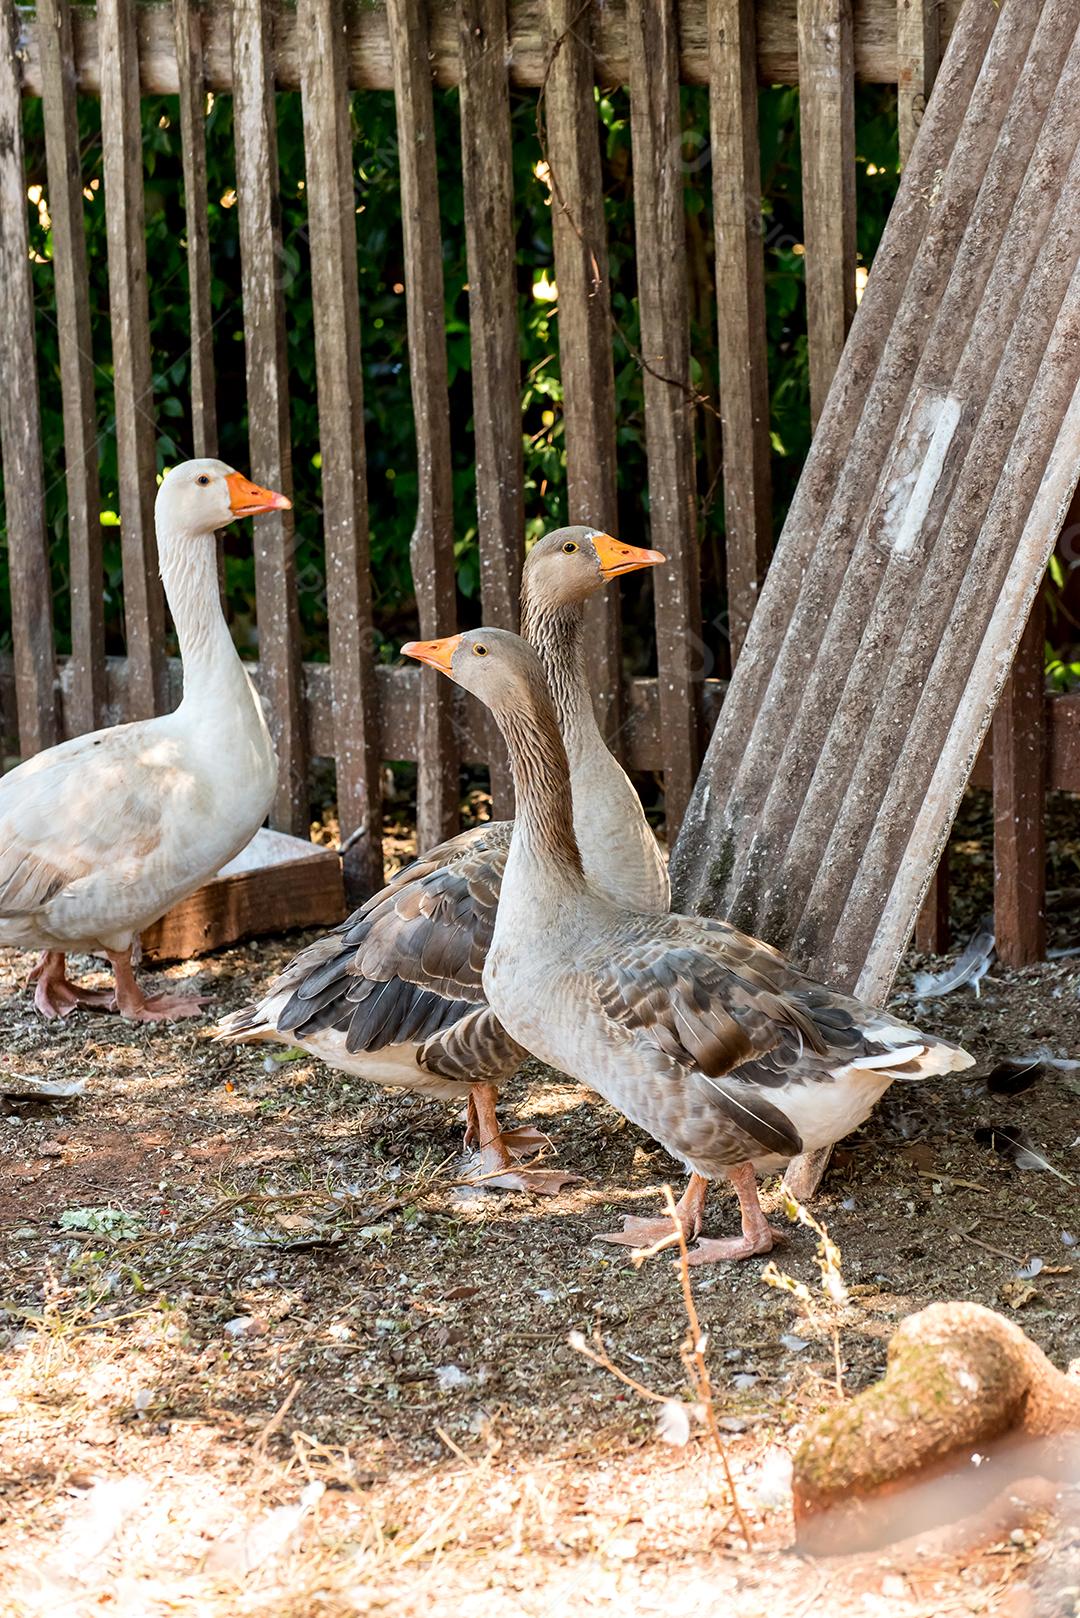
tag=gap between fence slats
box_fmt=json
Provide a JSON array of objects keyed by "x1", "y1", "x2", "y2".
[
  {"x1": 37, "y1": 0, "x2": 106, "y2": 737},
  {"x1": 298, "y1": 0, "x2": 384, "y2": 899},
  {"x1": 388, "y1": 0, "x2": 460, "y2": 851},
  {"x1": 542, "y1": 0, "x2": 623, "y2": 754},
  {"x1": 174, "y1": 0, "x2": 218, "y2": 460},
  {"x1": 627, "y1": 0, "x2": 701, "y2": 836},
  {"x1": 896, "y1": 0, "x2": 940, "y2": 167},
  {"x1": 458, "y1": 0, "x2": 522, "y2": 821},
  {"x1": 0, "y1": 0, "x2": 58, "y2": 756},
  {"x1": 797, "y1": 0, "x2": 856, "y2": 431},
  {"x1": 232, "y1": 0, "x2": 309, "y2": 834},
  {"x1": 99, "y1": 0, "x2": 166, "y2": 718},
  {"x1": 994, "y1": 591, "x2": 1047, "y2": 967},
  {"x1": 708, "y1": 0, "x2": 772, "y2": 662}
]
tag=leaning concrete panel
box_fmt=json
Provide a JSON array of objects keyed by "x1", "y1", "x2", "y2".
[{"x1": 671, "y1": 0, "x2": 1080, "y2": 1007}]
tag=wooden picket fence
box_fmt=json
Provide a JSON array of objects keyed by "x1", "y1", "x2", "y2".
[{"x1": 0, "y1": 0, "x2": 1067, "y2": 963}]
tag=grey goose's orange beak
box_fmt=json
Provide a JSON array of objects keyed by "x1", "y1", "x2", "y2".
[
  {"x1": 402, "y1": 634, "x2": 462, "y2": 675},
  {"x1": 591, "y1": 532, "x2": 666, "y2": 579}
]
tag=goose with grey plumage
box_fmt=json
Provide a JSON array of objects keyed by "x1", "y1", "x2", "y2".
[
  {"x1": 216, "y1": 528, "x2": 669, "y2": 1193},
  {"x1": 402, "y1": 627, "x2": 975, "y2": 1263}
]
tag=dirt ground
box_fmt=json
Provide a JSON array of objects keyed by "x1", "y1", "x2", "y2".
[{"x1": 0, "y1": 827, "x2": 1078, "y2": 1614}]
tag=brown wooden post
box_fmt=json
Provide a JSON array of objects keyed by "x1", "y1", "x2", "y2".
[
  {"x1": 232, "y1": 0, "x2": 309, "y2": 834},
  {"x1": 298, "y1": 0, "x2": 385, "y2": 898},
  {"x1": 387, "y1": 0, "x2": 460, "y2": 852},
  {"x1": 542, "y1": 0, "x2": 623, "y2": 752},
  {"x1": 797, "y1": 0, "x2": 856, "y2": 431},
  {"x1": 38, "y1": 0, "x2": 106, "y2": 737},
  {"x1": 174, "y1": 0, "x2": 219, "y2": 460},
  {"x1": 0, "y1": 0, "x2": 58, "y2": 757},
  {"x1": 627, "y1": 0, "x2": 702, "y2": 837},
  {"x1": 99, "y1": 0, "x2": 167, "y2": 718},
  {"x1": 709, "y1": 0, "x2": 773, "y2": 662},
  {"x1": 458, "y1": 0, "x2": 523, "y2": 821},
  {"x1": 897, "y1": 0, "x2": 940, "y2": 167},
  {"x1": 914, "y1": 846, "x2": 949, "y2": 954},
  {"x1": 993, "y1": 592, "x2": 1046, "y2": 967}
]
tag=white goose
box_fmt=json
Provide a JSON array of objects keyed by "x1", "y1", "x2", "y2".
[
  {"x1": 403, "y1": 628, "x2": 975, "y2": 1261},
  {"x1": 2, "y1": 459, "x2": 284, "y2": 1020},
  {"x1": 217, "y1": 528, "x2": 669, "y2": 1192}
]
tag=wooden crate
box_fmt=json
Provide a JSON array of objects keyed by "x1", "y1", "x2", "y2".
[{"x1": 142, "y1": 828, "x2": 346, "y2": 962}]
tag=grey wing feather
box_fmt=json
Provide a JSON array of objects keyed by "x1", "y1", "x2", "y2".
[{"x1": 418, "y1": 1007, "x2": 527, "y2": 1087}]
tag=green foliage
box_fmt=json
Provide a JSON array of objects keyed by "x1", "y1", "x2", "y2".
[{"x1": 5, "y1": 77, "x2": 907, "y2": 675}]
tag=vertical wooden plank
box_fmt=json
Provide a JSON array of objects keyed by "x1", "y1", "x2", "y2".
[
  {"x1": 993, "y1": 593, "x2": 1046, "y2": 967},
  {"x1": 387, "y1": 0, "x2": 459, "y2": 851},
  {"x1": 298, "y1": 0, "x2": 384, "y2": 898},
  {"x1": 174, "y1": 0, "x2": 218, "y2": 459},
  {"x1": 458, "y1": 0, "x2": 522, "y2": 821},
  {"x1": 0, "y1": 0, "x2": 58, "y2": 756},
  {"x1": 99, "y1": 0, "x2": 167, "y2": 718},
  {"x1": 232, "y1": 0, "x2": 309, "y2": 833},
  {"x1": 542, "y1": 0, "x2": 623, "y2": 751},
  {"x1": 627, "y1": 0, "x2": 701, "y2": 837},
  {"x1": 797, "y1": 0, "x2": 856, "y2": 431},
  {"x1": 897, "y1": 0, "x2": 940, "y2": 168},
  {"x1": 709, "y1": 0, "x2": 772, "y2": 661},
  {"x1": 914, "y1": 846, "x2": 949, "y2": 954},
  {"x1": 38, "y1": 0, "x2": 105, "y2": 737}
]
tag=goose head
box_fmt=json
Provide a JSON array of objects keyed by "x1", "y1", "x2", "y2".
[
  {"x1": 522, "y1": 525, "x2": 664, "y2": 608},
  {"x1": 403, "y1": 627, "x2": 548, "y2": 717},
  {"x1": 156, "y1": 458, "x2": 292, "y2": 537}
]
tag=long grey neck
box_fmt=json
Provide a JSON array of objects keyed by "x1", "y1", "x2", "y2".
[
  {"x1": 158, "y1": 529, "x2": 246, "y2": 712},
  {"x1": 496, "y1": 680, "x2": 587, "y2": 889},
  {"x1": 520, "y1": 592, "x2": 605, "y2": 770}
]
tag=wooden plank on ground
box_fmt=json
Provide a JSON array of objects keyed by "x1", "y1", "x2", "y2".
[
  {"x1": 458, "y1": 0, "x2": 522, "y2": 820},
  {"x1": 99, "y1": 0, "x2": 167, "y2": 719},
  {"x1": 142, "y1": 827, "x2": 345, "y2": 960},
  {"x1": 0, "y1": 0, "x2": 57, "y2": 757},
  {"x1": 993, "y1": 590, "x2": 1046, "y2": 967},
  {"x1": 897, "y1": 0, "x2": 940, "y2": 166},
  {"x1": 298, "y1": 0, "x2": 384, "y2": 900},
  {"x1": 38, "y1": 0, "x2": 105, "y2": 737},
  {"x1": 797, "y1": 0, "x2": 856, "y2": 430},
  {"x1": 232, "y1": 0, "x2": 309, "y2": 833},
  {"x1": 174, "y1": 0, "x2": 218, "y2": 459},
  {"x1": 387, "y1": 0, "x2": 459, "y2": 851},
  {"x1": 627, "y1": 0, "x2": 701, "y2": 835},
  {"x1": 709, "y1": 0, "x2": 772, "y2": 660},
  {"x1": 542, "y1": 0, "x2": 623, "y2": 752}
]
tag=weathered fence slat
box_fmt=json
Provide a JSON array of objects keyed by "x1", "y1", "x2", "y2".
[
  {"x1": 542, "y1": 0, "x2": 623, "y2": 751},
  {"x1": 797, "y1": 0, "x2": 856, "y2": 430},
  {"x1": 0, "y1": 0, "x2": 58, "y2": 756},
  {"x1": 994, "y1": 592, "x2": 1047, "y2": 967},
  {"x1": 38, "y1": 0, "x2": 105, "y2": 737},
  {"x1": 99, "y1": 0, "x2": 167, "y2": 718},
  {"x1": 298, "y1": 0, "x2": 384, "y2": 899},
  {"x1": 388, "y1": 0, "x2": 460, "y2": 852},
  {"x1": 458, "y1": 0, "x2": 522, "y2": 820},
  {"x1": 897, "y1": 0, "x2": 940, "y2": 167},
  {"x1": 709, "y1": 0, "x2": 772, "y2": 661},
  {"x1": 232, "y1": 0, "x2": 308, "y2": 833},
  {"x1": 174, "y1": 0, "x2": 218, "y2": 460},
  {"x1": 627, "y1": 0, "x2": 701, "y2": 834}
]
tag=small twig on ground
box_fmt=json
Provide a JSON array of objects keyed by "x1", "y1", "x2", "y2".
[{"x1": 253, "y1": 1378, "x2": 302, "y2": 1459}]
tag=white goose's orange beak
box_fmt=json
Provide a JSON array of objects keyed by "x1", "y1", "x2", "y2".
[
  {"x1": 402, "y1": 634, "x2": 462, "y2": 675},
  {"x1": 591, "y1": 532, "x2": 666, "y2": 579},
  {"x1": 226, "y1": 470, "x2": 292, "y2": 517}
]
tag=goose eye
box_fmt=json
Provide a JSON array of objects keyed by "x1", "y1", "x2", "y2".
[
  {"x1": 472, "y1": 643, "x2": 488, "y2": 657},
  {"x1": 196, "y1": 474, "x2": 211, "y2": 486},
  {"x1": 562, "y1": 540, "x2": 579, "y2": 554}
]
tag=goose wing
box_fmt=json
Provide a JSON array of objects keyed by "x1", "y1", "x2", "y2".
[{"x1": 272, "y1": 822, "x2": 512, "y2": 1053}]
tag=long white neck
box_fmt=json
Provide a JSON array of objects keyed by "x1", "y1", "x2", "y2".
[
  {"x1": 522, "y1": 590, "x2": 670, "y2": 915},
  {"x1": 158, "y1": 528, "x2": 250, "y2": 715}
]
